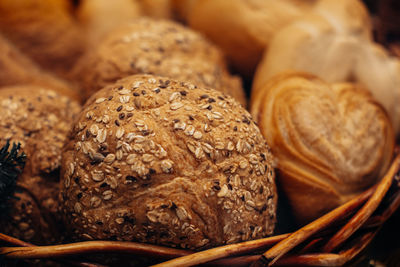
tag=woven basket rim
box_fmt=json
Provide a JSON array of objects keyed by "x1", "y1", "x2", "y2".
[{"x1": 1, "y1": 151, "x2": 399, "y2": 267}]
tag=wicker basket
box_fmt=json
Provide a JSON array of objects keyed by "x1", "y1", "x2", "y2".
[
  {"x1": 0, "y1": 148, "x2": 399, "y2": 267},
  {"x1": 1, "y1": 1, "x2": 400, "y2": 266}
]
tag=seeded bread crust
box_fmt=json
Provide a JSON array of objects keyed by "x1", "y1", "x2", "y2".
[
  {"x1": 72, "y1": 18, "x2": 246, "y2": 106},
  {"x1": 0, "y1": 86, "x2": 81, "y2": 244},
  {"x1": 60, "y1": 74, "x2": 276, "y2": 249}
]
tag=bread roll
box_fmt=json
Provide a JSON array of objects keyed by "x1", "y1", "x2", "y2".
[
  {"x1": 0, "y1": 86, "x2": 81, "y2": 244},
  {"x1": 353, "y1": 43, "x2": 400, "y2": 137},
  {"x1": 253, "y1": 0, "x2": 400, "y2": 135},
  {"x1": 0, "y1": 0, "x2": 86, "y2": 77},
  {"x1": 72, "y1": 18, "x2": 245, "y2": 106},
  {"x1": 178, "y1": 0, "x2": 316, "y2": 78},
  {"x1": 138, "y1": 0, "x2": 173, "y2": 19},
  {"x1": 76, "y1": 0, "x2": 142, "y2": 42},
  {"x1": 251, "y1": 72, "x2": 394, "y2": 223},
  {"x1": 0, "y1": 35, "x2": 81, "y2": 102},
  {"x1": 252, "y1": 0, "x2": 371, "y2": 91},
  {"x1": 60, "y1": 74, "x2": 276, "y2": 249}
]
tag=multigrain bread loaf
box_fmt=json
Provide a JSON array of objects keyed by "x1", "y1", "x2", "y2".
[
  {"x1": 173, "y1": 0, "x2": 317, "y2": 78},
  {"x1": 252, "y1": 0, "x2": 400, "y2": 136},
  {"x1": 72, "y1": 18, "x2": 246, "y2": 106},
  {"x1": 0, "y1": 86, "x2": 81, "y2": 244},
  {"x1": 0, "y1": 0, "x2": 86, "y2": 78},
  {"x1": 60, "y1": 74, "x2": 276, "y2": 249},
  {"x1": 251, "y1": 72, "x2": 395, "y2": 223},
  {"x1": 0, "y1": 35, "x2": 81, "y2": 102}
]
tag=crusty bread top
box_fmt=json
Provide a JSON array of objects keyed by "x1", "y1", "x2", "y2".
[
  {"x1": 60, "y1": 74, "x2": 276, "y2": 249},
  {"x1": 72, "y1": 18, "x2": 245, "y2": 106}
]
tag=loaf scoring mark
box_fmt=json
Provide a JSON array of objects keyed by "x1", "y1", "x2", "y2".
[{"x1": 61, "y1": 75, "x2": 276, "y2": 249}]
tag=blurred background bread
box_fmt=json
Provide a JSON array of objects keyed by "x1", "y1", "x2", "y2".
[
  {"x1": 0, "y1": 0, "x2": 86, "y2": 79},
  {"x1": 0, "y1": 86, "x2": 81, "y2": 244},
  {"x1": 173, "y1": 0, "x2": 317, "y2": 78},
  {"x1": 76, "y1": 0, "x2": 142, "y2": 43},
  {"x1": 252, "y1": 0, "x2": 400, "y2": 136},
  {"x1": 0, "y1": 34, "x2": 81, "y2": 102},
  {"x1": 251, "y1": 72, "x2": 395, "y2": 223},
  {"x1": 138, "y1": 0, "x2": 173, "y2": 19},
  {"x1": 72, "y1": 18, "x2": 245, "y2": 105},
  {"x1": 60, "y1": 74, "x2": 276, "y2": 248}
]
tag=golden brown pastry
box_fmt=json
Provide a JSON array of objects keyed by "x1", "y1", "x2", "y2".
[
  {"x1": 0, "y1": 34, "x2": 81, "y2": 102},
  {"x1": 60, "y1": 74, "x2": 276, "y2": 249},
  {"x1": 251, "y1": 72, "x2": 395, "y2": 223},
  {"x1": 138, "y1": 0, "x2": 173, "y2": 19},
  {"x1": 76, "y1": 0, "x2": 141, "y2": 42},
  {"x1": 176, "y1": 0, "x2": 317, "y2": 78},
  {"x1": 72, "y1": 18, "x2": 245, "y2": 106},
  {"x1": 0, "y1": 0, "x2": 86, "y2": 78},
  {"x1": 0, "y1": 86, "x2": 81, "y2": 244},
  {"x1": 253, "y1": 0, "x2": 400, "y2": 135}
]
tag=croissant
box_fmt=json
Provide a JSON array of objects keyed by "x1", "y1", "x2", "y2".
[
  {"x1": 253, "y1": 0, "x2": 400, "y2": 136},
  {"x1": 251, "y1": 72, "x2": 395, "y2": 223}
]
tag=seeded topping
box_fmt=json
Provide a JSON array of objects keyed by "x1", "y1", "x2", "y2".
[
  {"x1": 60, "y1": 74, "x2": 276, "y2": 250},
  {"x1": 0, "y1": 85, "x2": 81, "y2": 244},
  {"x1": 72, "y1": 18, "x2": 246, "y2": 106}
]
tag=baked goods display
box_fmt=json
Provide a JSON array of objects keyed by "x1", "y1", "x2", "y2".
[
  {"x1": 0, "y1": 34, "x2": 81, "y2": 102},
  {"x1": 173, "y1": 0, "x2": 317, "y2": 77},
  {"x1": 0, "y1": 0, "x2": 399, "y2": 266},
  {"x1": 0, "y1": 0, "x2": 86, "y2": 78},
  {"x1": 0, "y1": 86, "x2": 81, "y2": 244},
  {"x1": 253, "y1": 0, "x2": 400, "y2": 136},
  {"x1": 71, "y1": 18, "x2": 246, "y2": 106},
  {"x1": 251, "y1": 72, "x2": 395, "y2": 223},
  {"x1": 60, "y1": 74, "x2": 276, "y2": 249}
]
